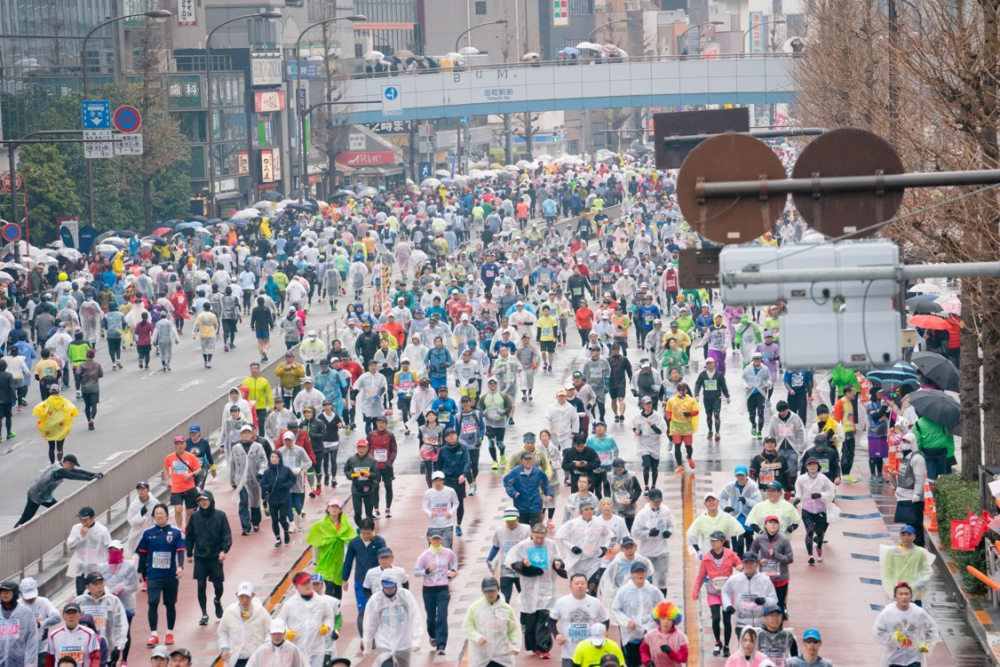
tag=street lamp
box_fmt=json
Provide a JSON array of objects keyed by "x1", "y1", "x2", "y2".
[
  {"x1": 588, "y1": 19, "x2": 628, "y2": 42},
  {"x1": 295, "y1": 14, "x2": 366, "y2": 203},
  {"x1": 454, "y1": 19, "x2": 508, "y2": 54},
  {"x1": 680, "y1": 20, "x2": 725, "y2": 56},
  {"x1": 81, "y1": 9, "x2": 172, "y2": 227},
  {"x1": 741, "y1": 19, "x2": 786, "y2": 52},
  {"x1": 205, "y1": 10, "x2": 283, "y2": 218}
]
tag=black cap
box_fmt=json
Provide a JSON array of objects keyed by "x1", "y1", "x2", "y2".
[
  {"x1": 648, "y1": 488, "x2": 663, "y2": 501},
  {"x1": 443, "y1": 427, "x2": 457, "y2": 437},
  {"x1": 63, "y1": 602, "x2": 81, "y2": 613},
  {"x1": 481, "y1": 577, "x2": 500, "y2": 592},
  {"x1": 600, "y1": 654, "x2": 622, "y2": 667},
  {"x1": 84, "y1": 572, "x2": 104, "y2": 585},
  {"x1": 742, "y1": 552, "x2": 760, "y2": 563},
  {"x1": 612, "y1": 457, "x2": 625, "y2": 469},
  {"x1": 709, "y1": 530, "x2": 727, "y2": 542},
  {"x1": 135, "y1": 481, "x2": 150, "y2": 490},
  {"x1": 76, "y1": 506, "x2": 95, "y2": 519},
  {"x1": 376, "y1": 548, "x2": 394, "y2": 558},
  {"x1": 63, "y1": 454, "x2": 80, "y2": 465},
  {"x1": 776, "y1": 400, "x2": 789, "y2": 411},
  {"x1": 170, "y1": 649, "x2": 193, "y2": 661}
]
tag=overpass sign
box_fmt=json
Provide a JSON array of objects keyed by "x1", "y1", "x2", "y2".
[{"x1": 382, "y1": 85, "x2": 403, "y2": 116}]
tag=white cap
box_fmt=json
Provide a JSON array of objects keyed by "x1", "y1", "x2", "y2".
[
  {"x1": 461, "y1": 314, "x2": 470, "y2": 320},
  {"x1": 703, "y1": 491, "x2": 720, "y2": 502},
  {"x1": 237, "y1": 581, "x2": 255, "y2": 597},
  {"x1": 640, "y1": 360, "x2": 651, "y2": 368},
  {"x1": 283, "y1": 432, "x2": 295, "y2": 440},
  {"x1": 752, "y1": 352, "x2": 763, "y2": 359},
  {"x1": 108, "y1": 539, "x2": 124, "y2": 550},
  {"x1": 589, "y1": 623, "x2": 607, "y2": 646},
  {"x1": 307, "y1": 330, "x2": 317, "y2": 339},
  {"x1": 622, "y1": 269, "x2": 629, "y2": 275},
  {"x1": 400, "y1": 356, "x2": 410, "y2": 363},
  {"x1": 431, "y1": 470, "x2": 446, "y2": 480},
  {"x1": 19, "y1": 577, "x2": 38, "y2": 599},
  {"x1": 240, "y1": 424, "x2": 255, "y2": 432},
  {"x1": 269, "y1": 619, "x2": 288, "y2": 634}
]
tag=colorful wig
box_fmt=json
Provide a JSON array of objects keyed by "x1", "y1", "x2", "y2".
[{"x1": 651, "y1": 601, "x2": 682, "y2": 625}]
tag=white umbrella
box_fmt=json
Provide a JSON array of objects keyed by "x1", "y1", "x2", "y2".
[
  {"x1": 254, "y1": 201, "x2": 274, "y2": 210},
  {"x1": 0, "y1": 271, "x2": 14, "y2": 283},
  {"x1": 421, "y1": 178, "x2": 442, "y2": 188},
  {"x1": 469, "y1": 169, "x2": 485, "y2": 179},
  {"x1": 576, "y1": 42, "x2": 600, "y2": 51},
  {"x1": 458, "y1": 46, "x2": 479, "y2": 56},
  {"x1": 57, "y1": 248, "x2": 83, "y2": 260},
  {"x1": 602, "y1": 43, "x2": 620, "y2": 55},
  {"x1": 358, "y1": 187, "x2": 378, "y2": 198},
  {"x1": 102, "y1": 237, "x2": 128, "y2": 248},
  {"x1": 515, "y1": 160, "x2": 531, "y2": 168},
  {"x1": 315, "y1": 200, "x2": 328, "y2": 209},
  {"x1": 0, "y1": 262, "x2": 25, "y2": 272},
  {"x1": 364, "y1": 50, "x2": 386, "y2": 61},
  {"x1": 504, "y1": 164, "x2": 521, "y2": 172},
  {"x1": 435, "y1": 169, "x2": 452, "y2": 177},
  {"x1": 444, "y1": 52, "x2": 466, "y2": 63},
  {"x1": 616, "y1": 49, "x2": 629, "y2": 58},
  {"x1": 909, "y1": 282, "x2": 943, "y2": 295},
  {"x1": 25, "y1": 255, "x2": 57, "y2": 267},
  {"x1": 96, "y1": 243, "x2": 120, "y2": 254},
  {"x1": 232, "y1": 207, "x2": 263, "y2": 219}
]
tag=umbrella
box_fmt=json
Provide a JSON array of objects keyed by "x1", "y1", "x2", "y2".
[
  {"x1": 175, "y1": 221, "x2": 205, "y2": 229},
  {"x1": 420, "y1": 178, "x2": 441, "y2": 188},
  {"x1": 231, "y1": 208, "x2": 262, "y2": 219},
  {"x1": 907, "y1": 298, "x2": 942, "y2": 314},
  {"x1": 908, "y1": 282, "x2": 943, "y2": 295},
  {"x1": 394, "y1": 49, "x2": 415, "y2": 58},
  {"x1": 57, "y1": 248, "x2": 83, "y2": 260},
  {"x1": 152, "y1": 226, "x2": 172, "y2": 236},
  {"x1": 441, "y1": 178, "x2": 455, "y2": 185},
  {"x1": 95, "y1": 230, "x2": 119, "y2": 243},
  {"x1": 96, "y1": 243, "x2": 121, "y2": 254},
  {"x1": 382, "y1": 55, "x2": 402, "y2": 65},
  {"x1": 0, "y1": 271, "x2": 15, "y2": 283},
  {"x1": 358, "y1": 187, "x2": 378, "y2": 198},
  {"x1": 909, "y1": 294, "x2": 939, "y2": 302},
  {"x1": 102, "y1": 237, "x2": 128, "y2": 248},
  {"x1": 907, "y1": 314, "x2": 953, "y2": 331},
  {"x1": 444, "y1": 52, "x2": 466, "y2": 63},
  {"x1": 435, "y1": 169, "x2": 451, "y2": 177},
  {"x1": 562, "y1": 47, "x2": 580, "y2": 56},
  {"x1": 911, "y1": 351, "x2": 960, "y2": 392},
  {"x1": 602, "y1": 43, "x2": 620, "y2": 55},
  {"x1": 459, "y1": 46, "x2": 480, "y2": 56},
  {"x1": 331, "y1": 190, "x2": 354, "y2": 199},
  {"x1": 262, "y1": 191, "x2": 283, "y2": 202},
  {"x1": 29, "y1": 254, "x2": 57, "y2": 266},
  {"x1": 495, "y1": 170, "x2": 514, "y2": 180},
  {"x1": 364, "y1": 50, "x2": 385, "y2": 61},
  {"x1": 576, "y1": 41, "x2": 601, "y2": 51},
  {"x1": 141, "y1": 235, "x2": 167, "y2": 245},
  {"x1": 254, "y1": 201, "x2": 275, "y2": 210},
  {"x1": 0, "y1": 262, "x2": 25, "y2": 272},
  {"x1": 940, "y1": 299, "x2": 962, "y2": 315},
  {"x1": 617, "y1": 49, "x2": 629, "y2": 58},
  {"x1": 908, "y1": 388, "x2": 960, "y2": 428},
  {"x1": 867, "y1": 362, "x2": 921, "y2": 390},
  {"x1": 189, "y1": 215, "x2": 208, "y2": 222},
  {"x1": 522, "y1": 52, "x2": 541, "y2": 61}
]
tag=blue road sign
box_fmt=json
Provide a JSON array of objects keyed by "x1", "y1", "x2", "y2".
[
  {"x1": 82, "y1": 100, "x2": 111, "y2": 129},
  {"x1": 419, "y1": 162, "x2": 432, "y2": 180},
  {"x1": 3, "y1": 224, "x2": 22, "y2": 243},
  {"x1": 459, "y1": 116, "x2": 469, "y2": 125}
]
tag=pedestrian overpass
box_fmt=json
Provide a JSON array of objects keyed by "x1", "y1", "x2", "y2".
[{"x1": 339, "y1": 54, "x2": 797, "y2": 124}]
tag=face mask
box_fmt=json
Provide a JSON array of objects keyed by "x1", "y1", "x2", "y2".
[{"x1": 108, "y1": 551, "x2": 124, "y2": 565}]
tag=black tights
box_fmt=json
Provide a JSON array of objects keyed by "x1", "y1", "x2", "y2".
[
  {"x1": 147, "y1": 602, "x2": 175, "y2": 632},
  {"x1": 320, "y1": 449, "x2": 338, "y2": 483},
  {"x1": 674, "y1": 442, "x2": 693, "y2": 467},
  {"x1": 869, "y1": 456, "x2": 884, "y2": 476},
  {"x1": 641, "y1": 455, "x2": 659, "y2": 487},
  {"x1": 122, "y1": 615, "x2": 133, "y2": 661},
  {"x1": 48, "y1": 440, "x2": 65, "y2": 464},
  {"x1": 379, "y1": 479, "x2": 394, "y2": 510},
  {"x1": 270, "y1": 502, "x2": 290, "y2": 538},
  {"x1": 197, "y1": 577, "x2": 224, "y2": 615},
  {"x1": 710, "y1": 604, "x2": 733, "y2": 646},
  {"x1": 84, "y1": 393, "x2": 98, "y2": 421}
]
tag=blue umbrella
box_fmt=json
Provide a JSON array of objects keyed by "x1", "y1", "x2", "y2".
[
  {"x1": 563, "y1": 47, "x2": 580, "y2": 56},
  {"x1": 909, "y1": 294, "x2": 939, "y2": 302},
  {"x1": 176, "y1": 221, "x2": 204, "y2": 229},
  {"x1": 867, "y1": 361, "x2": 921, "y2": 390}
]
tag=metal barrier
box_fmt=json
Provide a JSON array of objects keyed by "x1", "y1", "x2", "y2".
[{"x1": 0, "y1": 348, "x2": 295, "y2": 581}]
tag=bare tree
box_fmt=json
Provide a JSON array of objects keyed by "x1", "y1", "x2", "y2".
[{"x1": 311, "y1": 20, "x2": 354, "y2": 195}]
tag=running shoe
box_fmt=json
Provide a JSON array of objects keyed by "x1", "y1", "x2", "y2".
[
  {"x1": 842, "y1": 475, "x2": 858, "y2": 483},
  {"x1": 539, "y1": 653, "x2": 551, "y2": 660},
  {"x1": 713, "y1": 643, "x2": 722, "y2": 657},
  {"x1": 385, "y1": 508, "x2": 392, "y2": 518},
  {"x1": 215, "y1": 599, "x2": 224, "y2": 618},
  {"x1": 500, "y1": 454, "x2": 507, "y2": 466},
  {"x1": 688, "y1": 458, "x2": 695, "y2": 469},
  {"x1": 492, "y1": 461, "x2": 499, "y2": 471},
  {"x1": 546, "y1": 520, "x2": 555, "y2": 529},
  {"x1": 199, "y1": 615, "x2": 209, "y2": 626},
  {"x1": 817, "y1": 550, "x2": 823, "y2": 562},
  {"x1": 456, "y1": 526, "x2": 463, "y2": 536},
  {"x1": 808, "y1": 556, "x2": 815, "y2": 565},
  {"x1": 674, "y1": 466, "x2": 684, "y2": 474},
  {"x1": 715, "y1": 433, "x2": 721, "y2": 441},
  {"x1": 146, "y1": 636, "x2": 158, "y2": 648},
  {"x1": 373, "y1": 510, "x2": 381, "y2": 519},
  {"x1": 165, "y1": 633, "x2": 174, "y2": 645}
]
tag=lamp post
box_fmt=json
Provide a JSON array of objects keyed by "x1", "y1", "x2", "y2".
[
  {"x1": 587, "y1": 19, "x2": 628, "y2": 42},
  {"x1": 295, "y1": 14, "x2": 366, "y2": 204},
  {"x1": 741, "y1": 18, "x2": 786, "y2": 53},
  {"x1": 680, "y1": 20, "x2": 724, "y2": 56},
  {"x1": 82, "y1": 9, "x2": 171, "y2": 227},
  {"x1": 205, "y1": 10, "x2": 283, "y2": 218},
  {"x1": 454, "y1": 19, "x2": 508, "y2": 54}
]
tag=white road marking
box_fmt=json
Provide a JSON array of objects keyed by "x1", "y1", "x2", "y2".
[
  {"x1": 218, "y1": 376, "x2": 242, "y2": 389},
  {"x1": 177, "y1": 380, "x2": 201, "y2": 392}
]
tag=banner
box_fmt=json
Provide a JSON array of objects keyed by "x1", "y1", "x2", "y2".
[
  {"x1": 952, "y1": 519, "x2": 976, "y2": 551},
  {"x1": 749, "y1": 11, "x2": 763, "y2": 53}
]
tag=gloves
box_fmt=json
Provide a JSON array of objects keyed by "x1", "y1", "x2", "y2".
[
  {"x1": 598, "y1": 546, "x2": 608, "y2": 558},
  {"x1": 659, "y1": 645, "x2": 671, "y2": 655},
  {"x1": 723, "y1": 506, "x2": 735, "y2": 513},
  {"x1": 725, "y1": 606, "x2": 736, "y2": 615},
  {"x1": 918, "y1": 641, "x2": 931, "y2": 653},
  {"x1": 754, "y1": 597, "x2": 766, "y2": 606},
  {"x1": 682, "y1": 411, "x2": 692, "y2": 417},
  {"x1": 571, "y1": 546, "x2": 583, "y2": 555},
  {"x1": 662, "y1": 530, "x2": 672, "y2": 539},
  {"x1": 751, "y1": 524, "x2": 762, "y2": 533},
  {"x1": 811, "y1": 493, "x2": 822, "y2": 499},
  {"x1": 140, "y1": 505, "x2": 148, "y2": 516},
  {"x1": 293, "y1": 467, "x2": 302, "y2": 475},
  {"x1": 632, "y1": 389, "x2": 638, "y2": 397},
  {"x1": 648, "y1": 528, "x2": 660, "y2": 537},
  {"x1": 411, "y1": 642, "x2": 422, "y2": 652},
  {"x1": 894, "y1": 629, "x2": 907, "y2": 644},
  {"x1": 788, "y1": 523, "x2": 799, "y2": 533},
  {"x1": 110, "y1": 649, "x2": 120, "y2": 666},
  {"x1": 332, "y1": 630, "x2": 339, "y2": 641},
  {"x1": 96, "y1": 473, "x2": 104, "y2": 479},
  {"x1": 319, "y1": 624, "x2": 330, "y2": 636},
  {"x1": 285, "y1": 630, "x2": 297, "y2": 641}
]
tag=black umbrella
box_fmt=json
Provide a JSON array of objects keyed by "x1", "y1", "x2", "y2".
[
  {"x1": 908, "y1": 388, "x2": 960, "y2": 428},
  {"x1": 141, "y1": 235, "x2": 167, "y2": 245},
  {"x1": 264, "y1": 192, "x2": 284, "y2": 202},
  {"x1": 95, "y1": 230, "x2": 119, "y2": 243},
  {"x1": 907, "y1": 297, "x2": 943, "y2": 314},
  {"x1": 189, "y1": 215, "x2": 209, "y2": 222},
  {"x1": 910, "y1": 351, "x2": 960, "y2": 392}
]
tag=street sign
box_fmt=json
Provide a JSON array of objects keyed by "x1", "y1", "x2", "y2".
[
  {"x1": 113, "y1": 105, "x2": 142, "y2": 133},
  {"x1": 459, "y1": 116, "x2": 469, "y2": 125},
  {"x1": 296, "y1": 88, "x2": 306, "y2": 114},
  {"x1": 114, "y1": 134, "x2": 144, "y2": 155},
  {"x1": 381, "y1": 85, "x2": 403, "y2": 116},
  {"x1": 82, "y1": 100, "x2": 112, "y2": 129},
  {"x1": 2, "y1": 224, "x2": 21, "y2": 243},
  {"x1": 84, "y1": 129, "x2": 114, "y2": 159},
  {"x1": 653, "y1": 107, "x2": 749, "y2": 169},
  {"x1": 418, "y1": 162, "x2": 432, "y2": 180},
  {"x1": 447, "y1": 155, "x2": 456, "y2": 166},
  {"x1": 0, "y1": 171, "x2": 23, "y2": 193}
]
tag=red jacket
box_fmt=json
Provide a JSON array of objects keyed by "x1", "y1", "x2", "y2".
[
  {"x1": 692, "y1": 547, "x2": 742, "y2": 598},
  {"x1": 366, "y1": 429, "x2": 398, "y2": 469}
]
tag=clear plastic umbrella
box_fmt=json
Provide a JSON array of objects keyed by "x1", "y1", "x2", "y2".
[
  {"x1": 444, "y1": 52, "x2": 466, "y2": 64},
  {"x1": 58, "y1": 248, "x2": 83, "y2": 261},
  {"x1": 459, "y1": 46, "x2": 479, "y2": 56},
  {"x1": 364, "y1": 50, "x2": 385, "y2": 61},
  {"x1": 232, "y1": 207, "x2": 262, "y2": 219},
  {"x1": 420, "y1": 178, "x2": 442, "y2": 188},
  {"x1": 435, "y1": 169, "x2": 452, "y2": 177},
  {"x1": 576, "y1": 41, "x2": 601, "y2": 51},
  {"x1": 0, "y1": 271, "x2": 14, "y2": 283}
]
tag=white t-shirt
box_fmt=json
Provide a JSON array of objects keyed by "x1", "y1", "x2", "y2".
[
  {"x1": 422, "y1": 487, "x2": 460, "y2": 529},
  {"x1": 549, "y1": 593, "x2": 609, "y2": 660}
]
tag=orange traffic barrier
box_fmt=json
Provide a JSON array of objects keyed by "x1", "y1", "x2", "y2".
[
  {"x1": 885, "y1": 436, "x2": 899, "y2": 474},
  {"x1": 968, "y1": 566, "x2": 1000, "y2": 591},
  {"x1": 924, "y1": 481, "x2": 938, "y2": 531}
]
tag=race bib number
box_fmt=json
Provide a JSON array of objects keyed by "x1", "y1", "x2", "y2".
[
  {"x1": 431, "y1": 503, "x2": 448, "y2": 518},
  {"x1": 486, "y1": 408, "x2": 503, "y2": 421},
  {"x1": 81, "y1": 607, "x2": 106, "y2": 627},
  {"x1": 171, "y1": 461, "x2": 188, "y2": 474},
  {"x1": 759, "y1": 470, "x2": 775, "y2": 484},
  {"x1": 704, "y1": 380, "x2": 718, "y2": 391},
  {"x1": 614, "y1": 491, "x2": 630, "y2": 504},
  {"x1": 485, "y1": 270, "x2": 494, "y2": 278},
  {"x1": 568, "y1": 623, "x2": 589, "y2": 640},
  {"x1": 541, "y1": 327, "x2": 552, "y2": 337},
  {"x1": 462, "y1": 421, "x2": 477, "y2": 434},
  {"x1": 537, "y1": 579, "x2": 554, "y2": 598},
  {"x1": 0, "y1": 620, "x2": 19, "y2": 637},
  {"x1": 365, "y1": 388, "x2": 379, "y2": 399},
  {"x1": 373, "y1": 449, "x2": 388, "y2": 462},
  {"x1": 423, "y1": 435, "x2": 439, "y2": 447},
  {"x1": 502, "y1": 540, "x2": 518, "y2": 555},
  {"x1": 778, "y1": 425, "x2": 793, "y2": 436},
  {"x1": 152, "y1": 551, "x2": 171, "y2": 569},
  {"x1": 79, "y1": 547, "x2": 98, "y2": 560},
  {"x1": 818, "y1": 459, "x2": 830, "y2": 473},
  {"x1": 739, "y1": 594, "x2": 758, "y2": 610},
  {"x1": 230, "y1": 430, "x2": 240, "y2": 443},
  {"x1": 399, "y1": 380, "x2": 413, "y2": 391},
  {"x1": 59, "y1": 648, "x2": 84, "y2": 663},
  {"x1": 437, "y1": 411, "x2": 451, "y2": 423},
  {"x1": 900, "y1": 636, "x2": 914, "y2": 649},
  {"x1": 573, "y1": 288, "x2": 582, "y2": 296},
  {"x1": 761, "y1": 559, "x2": 780, "y2": 576},
  {"x1": 598, "y1": 450, "x2": 612, "y2": 465}
]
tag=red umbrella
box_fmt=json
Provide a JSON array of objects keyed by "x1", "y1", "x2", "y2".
[
  {"x1": 908, "y1": 314, "x2": 954, "y2": 331},
  {"x1": 152, "y1": 227, "x2": 172, "y2": 235}
]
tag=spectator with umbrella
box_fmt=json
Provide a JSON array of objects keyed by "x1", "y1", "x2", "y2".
[{"x1": 907, "y1": 389, "x2": 958, "y2": 480}]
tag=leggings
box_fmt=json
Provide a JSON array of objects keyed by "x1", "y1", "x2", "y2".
[
  {"x1": 578, "y1": 328, "x2": 592, "y2": 345},
  {"x1": 378, "y1": 478, "x2": 394, "y2": 510},
  {"x1": 869, "y1": 456, "x2": 884, "y2": 477},
  {"x1": 398, "y1": 396, "x2": 411, "y2": 424},
  {"x1": 710, "y1": 604, "x2": 733, "y2": 647},
  {"x1": 324, "y1": 580, "x2": 343, "y2": 600},
  {"x1": 147, "y1": 602, "x2": 175, "y2": 633},
  {"x1": 196, "y1": 576, "x2": 224, "y2": 615},
  {"x1": 641, "y1": 454, "x2": 659, "y2": 487},
  {"x1": 122, "y1": 615, "x2": 133, "y2": 661},
  {"x1": 270, "y1": 501, "x2": 290, "y2": 537},
  {"x1": 321, "y1": 448, "x2": 339, "y2": 483},
  {"x1": 137, "y1": 344, "x2": 151, "y2": 366},
  {"x1": 801, "y1": 509, "x2": 828, "y2": 556},
  {"x1": 673, "y1": 442, "x2": 693, "y2": 467},
  {"x1": 0, "y1": 403, "x2": 10, "y2": 436},
  {"x1": 47, "y1": 440, "x2": 65, "y2": 464},
  {"x1": 747, "y1": 393, "x2": 765, "y2": 431},
  {"x1": 469, "y1": 449, "x2": 480, "y2": 482},
  {"x1": 107, "y1": 337, "x2": 122, "y2": 363},
  {"x1": 222, "y1": 319, "x2": 237, "y2": 346},
  {"x1": 83, "y1": 393, "x2": 98, "y2": 421}
]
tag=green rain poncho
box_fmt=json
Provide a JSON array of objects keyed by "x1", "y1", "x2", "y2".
[
  {"x1": 306, "y1": 514, "x2": 358, "y2": 584},
  {"x1": 734, "y1": 314, "x2": 763, "y2": 367}
]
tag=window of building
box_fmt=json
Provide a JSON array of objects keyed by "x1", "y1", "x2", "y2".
[
  {"x1": 356, "y1": 43, "x2": 364, "y2": 58},
  {"x1": 568, "y1": 0, "x2": 593, "y2": 14},
  {"x1": 475, "y1": 1, "x2": 487, "y2": 13}
]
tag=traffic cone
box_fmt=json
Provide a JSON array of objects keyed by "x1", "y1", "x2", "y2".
[
  {"x1": 924, "y1": 480, "x2": 938, "y2": 531},
  {"x1": 885, "y1": 435, "x2": 899, "y2": 474}
]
